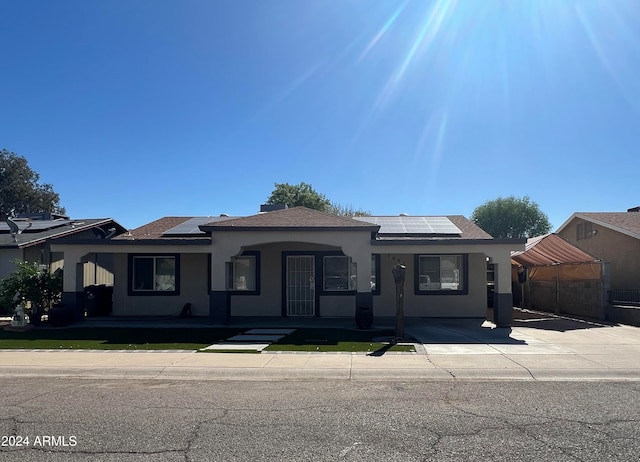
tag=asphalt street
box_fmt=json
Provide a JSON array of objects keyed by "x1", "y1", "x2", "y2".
[{"x1": 1, "y1": 378, "x2": 639, "y2": 461}]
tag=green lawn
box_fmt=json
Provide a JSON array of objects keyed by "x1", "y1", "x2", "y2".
[
  {"x1": 264, "y1": 328, "x2": 416, "y2": 353},
  {"x1": 0, "y1": 326, "x2": 415, "y2": 353},
  {"x1": 0, "y1": 327, "x2": 244, "y2": 350}
]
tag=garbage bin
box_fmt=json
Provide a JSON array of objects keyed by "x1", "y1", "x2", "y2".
[
  {"x1": 355, "y1": 305, "x2": 373, "y2": 329},
  {"x1": 85, "y1": 285, "x2": 113, "y2": 317},
  {"x1": 96, "y1": 285, "x2": 113, "y2": 316}
]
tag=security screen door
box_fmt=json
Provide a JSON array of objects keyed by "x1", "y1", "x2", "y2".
[{"x1": 286, "y1": 256, "x2": 315, "y2": 316}]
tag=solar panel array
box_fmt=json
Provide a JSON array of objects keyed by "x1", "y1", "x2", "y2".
[
  {"x1": 354, "y1": 216, "x2": 462, "y2": 235},
  {"x1": 0, "y1": 220, "x2": 70, "y2": 232},
  {"x1": 162, "y1": 215, "x2": 461, "y2": 236},
  {"x1": 162, "y1": 216, "x2": 235, "y2": 236}
]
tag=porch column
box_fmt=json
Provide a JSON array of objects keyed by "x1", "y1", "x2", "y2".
[
  {"x1": 61, "y1": 249, "x2": 88, "y2": 322},
  {"x1": 350, "y1": 249, "x2": 373, "y2": 315},
  {"x1": 488, "y1": 251, "x2": 513, "y2": 327},
  {"x1": 208, "y1": 246, "x2": 240, "y2": 324}
]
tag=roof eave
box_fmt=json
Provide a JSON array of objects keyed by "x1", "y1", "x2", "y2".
[
  {"x1": 54, "y1": 238, "x2": 212, "y2": 246},
  {"x1": 200, "y1": 226, "x2": 379, "y2": 232},
  {"x1": 557, "y1": 213, "x2": 640, "y2": 241},
  {"x1": 372, "y1": 238, "x2": 526, "y2": 246}
]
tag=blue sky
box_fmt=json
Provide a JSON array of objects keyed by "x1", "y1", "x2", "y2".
[{"x1": 1, "y1": 0, "x2": 639, "y2": 230}]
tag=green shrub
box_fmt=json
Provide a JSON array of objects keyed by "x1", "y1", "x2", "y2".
[{"x1": 0, "y1": 261, "x2": 62, "y2": 320}]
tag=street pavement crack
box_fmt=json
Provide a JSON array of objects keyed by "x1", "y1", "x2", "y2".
[{"x1": 504, "y1": 355, "x2": 537, "y2": 380}]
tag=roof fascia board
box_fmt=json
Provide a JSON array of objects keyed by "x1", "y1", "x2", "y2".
[
  {"x1": 558, "y1": 213, "x2": 640, "y2": 241},
  {"x1": 201, "y1": 226, "x2": 378, "y2": 232},
  {"x1": 16, "y1": 218, "x2": 124, "y2": 249},
  {"x1": 51, "y1": 242, "x2": 212, "y2": 254},
  {"x1": 53, "y1": 238, "x2": 212, "y2": 246},
  {"x1": 372, "y1": 238, "x2": 525, "y2": 246}
]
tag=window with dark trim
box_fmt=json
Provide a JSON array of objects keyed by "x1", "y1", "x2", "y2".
[
  {"x1": 577, "y1": 222, "x2": 593, "y2": 240},
  {"x1": 128, "y1": 254, "x2": 180, "y2": 296},
  {"x1": 228, "y1": 251, "x2": 260, "y2": 294},
  {"x1": 414, "y1": 254, "x2": 468, "y2": 295},
  {"x1": 371, "y1": 254, "x2": 380, "y2": 295},
  {"x1": 323, "y1": 256, "x2": 356, "y2": 292}
]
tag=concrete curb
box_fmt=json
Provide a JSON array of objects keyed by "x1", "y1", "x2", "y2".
[{"x1": 1, "y1": 365, "x2": 639, "y2": 382}]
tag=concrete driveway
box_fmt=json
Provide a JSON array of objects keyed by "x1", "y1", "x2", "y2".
[{"x1": 405, "y1": 308, "x2": 640, "y2": 380}]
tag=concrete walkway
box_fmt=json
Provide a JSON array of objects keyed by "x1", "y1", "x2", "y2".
[{"x1": 1, "y1": 309, "x2": 640, "y2": 381}]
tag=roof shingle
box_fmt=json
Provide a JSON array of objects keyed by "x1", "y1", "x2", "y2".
[
  {"x1": 577, "y1": 212, "x2": 640, "y2": 238},
  {"x1": 200, "y1": 207, "x2": 379, "y2": 231},
  {"x1": 115, "y1": 217, "x2": 193, "y2": 240}
]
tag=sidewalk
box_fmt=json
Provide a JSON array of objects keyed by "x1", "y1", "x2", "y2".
[{"x1": 1, "y1": 309, "x2": 640, "y2": 381}]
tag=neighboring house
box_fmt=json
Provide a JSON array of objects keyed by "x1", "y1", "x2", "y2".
[
  {"x1": 557, "y1": 207, "x2": 640, "y2": 304},
  {"x1": 0, "y1": 213, "x2": 127, "y2": 285},
  {"x1": 511, "y1": 233, "x2": 606, "y2": 319},
  {"x1": 51, "y1": 206, "x2": 524, "y2": 326}
]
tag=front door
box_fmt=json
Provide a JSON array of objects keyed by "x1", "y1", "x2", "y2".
[{"x1": 286, "y1": 255, "x2": 315, "y2": 316}]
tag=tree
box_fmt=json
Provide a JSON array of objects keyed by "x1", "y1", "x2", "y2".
[
  {"x1": 265, "y1": 182, "x2": 370, "y2": 216},
  {"x1": 266, "y1": 182, "x2": 331, "y2": 211},
  {"x1": 327, "y1": 201, "x2": 371, "y2": 217},
  {"x1": 0, "y1": 149, "x2": 65, "y2": 220},
  {"x1": 471, "y1": 195, "x2": 552, "y2": 239}
]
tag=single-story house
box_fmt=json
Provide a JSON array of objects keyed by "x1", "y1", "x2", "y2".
[
  {"x1": 51, "y1": 205, "x2": 524, "y2": 326},
  {"x1": 0, "y1": 213, "x2": 127, "y2": 283},
  {"x1": 556, "y1": 207, "x2": 640, "y2": 303}
]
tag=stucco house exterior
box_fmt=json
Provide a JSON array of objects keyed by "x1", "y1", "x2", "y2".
[
  {"x1": 0, "y1": 213, "x2": 126, "y2": 283},
  {"x1": 557, "y1": 207, "x2": 640, "y2": 305},
  {"x1": 51, "y1": 206, "x2": 524, "y2": 326}
]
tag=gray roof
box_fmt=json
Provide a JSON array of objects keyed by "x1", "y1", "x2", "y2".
[
  {"x1": 200, "y1": 207, "x2": 379, "y2": 232},
  {"x1": 101, "y1": 209, "x2": 511, "y2": 246},
  {"x1": 0, "y1": 218, "x2": 127, "y2": 248}
]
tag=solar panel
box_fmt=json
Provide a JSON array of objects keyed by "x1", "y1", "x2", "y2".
[
  {"x1": 0, "y1": 220, "x2": 70, "y2": 232},
  {"x1": 354, "y1": 216, "x2": 461, "y2": 235},
  {"x1": 162, "y1": 216, "x2": 235, "y2": 236}
]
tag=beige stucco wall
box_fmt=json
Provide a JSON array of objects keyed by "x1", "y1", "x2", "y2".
[
  {"x1": 112, "y1": 253, "x2": 209, "y2": 316},
  {"x1": 210, "y1": 230, "x2": 373, "y2": 293},
  {"x1": 373, "y1": 253, "x2": 488, "y2": 317},
  {"x1": 558, "y1": 220, "x2": 640, "y2": 290},
  {"x1": 229, "y1": 241, "x2": 347, "y2": 317},
  {"x1": 52, "y1": 235, "x2": 518, "y2": 319}
]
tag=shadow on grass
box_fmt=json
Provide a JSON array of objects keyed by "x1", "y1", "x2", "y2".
[
  {"x1": 270, "y1": 328, "x2": 395, "y2": 346},
  {"x1": 367, "y1": 343, "x2": 395, "y2": 357},
  {"x1": 265, "y1": 328, "x2": 414, "y2": 353},
  {"x1": 0, "y1": 327, "x2": 244, "y2": 350}
]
